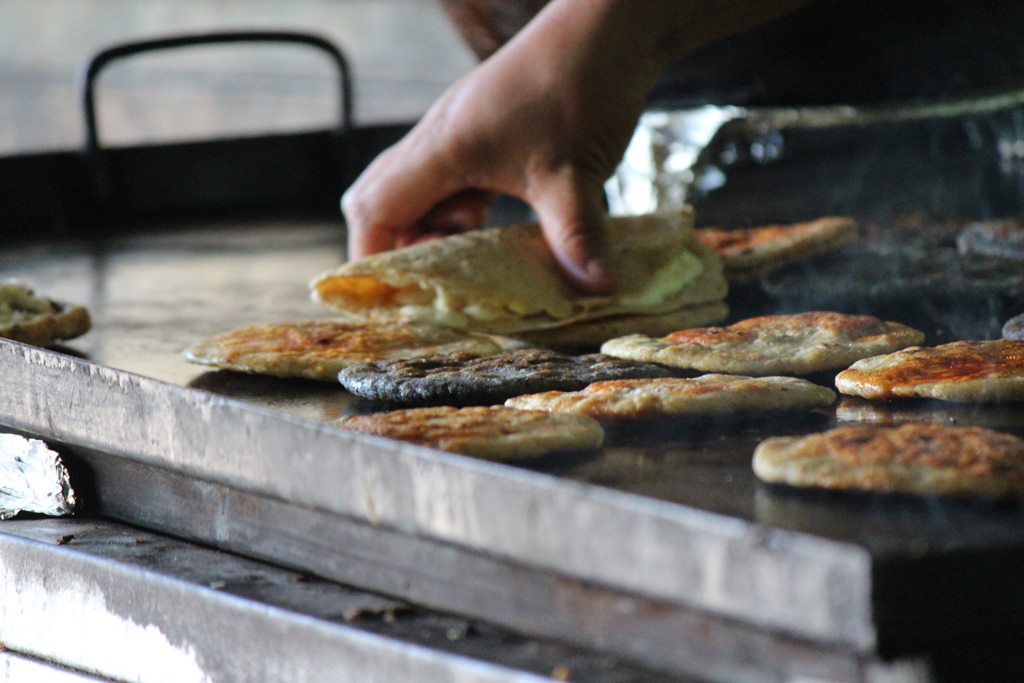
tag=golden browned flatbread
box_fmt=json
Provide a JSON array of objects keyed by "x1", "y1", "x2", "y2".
[
  {"x1": 753, "y1": 423, "x2": 1024, "y2": 498},
  {"x1": 505, "y1": 375, "x2": 835, "y2": 420},
  {"x1": 835, "y1": 340, "x2": 1024, "y2": 402},
  {"x1": 312, "y1": 210, "x2": 727, "y2": 335},
  {"x1": 0, "y1": 281, "x2": 90, "y2": 347},
  {"x1": 336, "y1": 406, "x2": 604, "y2": 459},
  {"x1": 601, "y1": 311, "x2": 924, "y2": 376},
  {"x1": 184, "y1": 320, "x2": 504, "y2": 381},
  {"x1": 694, "y1": 216, "x2": 857, "y2": 285}
]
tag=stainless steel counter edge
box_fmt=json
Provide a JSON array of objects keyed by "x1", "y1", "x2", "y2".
[
  {"x1": 0, "y1": 651, "x2": 112, "y2": 683},
  {"x1": 0, "y1": 528, "x2": 553, "y2": 683},
  {"x1": 0, "y1": 340, "x2": 876, "y2": 650}
]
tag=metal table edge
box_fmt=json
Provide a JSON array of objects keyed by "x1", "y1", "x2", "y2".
[
  {"x1": 0, "y1": 527, "x2": 553, "y2": 683},
  {"x1": 0, "y1": 339, "x2": 878, "y2": 650}
]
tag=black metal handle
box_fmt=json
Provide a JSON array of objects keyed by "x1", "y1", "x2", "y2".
[{"x1": 79, "y1": 31, "x2": 354, "y2": 201}]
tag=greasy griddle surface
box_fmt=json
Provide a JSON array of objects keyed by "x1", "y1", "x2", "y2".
[{"x1": 6, "y1": 217, "x2": 1024, "y2": 560}]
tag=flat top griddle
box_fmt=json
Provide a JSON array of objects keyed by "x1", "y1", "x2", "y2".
[
  {"x1": 5, "y1": 214, "x2": 1024, "y2": 672},
  {"x1": 16, "y1": 218, "x2": 1024, "y2": 538}
]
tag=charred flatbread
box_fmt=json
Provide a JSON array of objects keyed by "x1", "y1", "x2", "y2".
[
  {"x1": 1004, "y1": 313, "x2": 1024, "y2": 341},
  {"x1": 601, "y1": 311, "x2": 924, "y2": 376},
  {"x1": 753, "y1": 423, "x2": 1024, "y2": 498},
  {"x1": 835, "y1": 339, "x2": 1024, "y2": 402},
  {"x1": 694, "y1": 216, "x2": 857, "y2": 285},
  {"x1": 184, "y1": 320, "x2": 503, "y2": 381},
  {"x1": 337, "y1": 349, "x2": 672, "y2": 405},
  {"x1": 336, "y1": 405, "x2": 604, "y2": 459},
  {"x1": 505, "y1": 375, "x2": 835, "y2": 420},
  {"x1": 0, "y1": 281, "x2": 90, "y2": 347},
  {"x1": 312, "y1": 210, "x2": 727, "y2": 336}
]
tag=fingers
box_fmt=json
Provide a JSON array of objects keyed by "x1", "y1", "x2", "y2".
[
  {"x1": 531, "y1": 170, "x2": 617, "y2": 295},
  {"x1": 395, "y1": 189, "x2": 499, "y2": 248},
  {"x1": 420, "y1": 189, "x2": 498, "y2": 233},
  {"x1": 342, "y1": 140, "x2": 462, "y2": 260}
]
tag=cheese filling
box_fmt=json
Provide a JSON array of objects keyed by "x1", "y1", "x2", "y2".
[{"x1": 614, "y1": 250, "x2": 703, "y2": 309}]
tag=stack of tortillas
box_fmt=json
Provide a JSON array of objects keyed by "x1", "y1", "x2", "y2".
[{"x1": 310, "y1": 210, "x2": 728, "y2": 348}]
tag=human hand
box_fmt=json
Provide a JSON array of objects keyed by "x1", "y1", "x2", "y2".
[
  {"x1": 342, "y1": 1, "x2": 672, "y2": 293},
  {"x1": 342, "y1": 0, "x2": 812, "y2": 292}
]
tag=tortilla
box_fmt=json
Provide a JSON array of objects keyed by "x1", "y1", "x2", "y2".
[
  {"x1": 0, "y1": 281, "x2": 90, "y2": 347},
  {"x1": 337, "y1": 406, "x2": 604, "y2": 459},
  {"x1": 313, "y1": 210, "x2": 727, "y2": 335},
  {"x1": 337, "y1": 349, "x2": 672, "y2": 405},
  {"x1": 835, "y1": 339, "x2": 1024, "y2": 402},
  {"x1": 694, "y1": 216, "x2": 857, "y2": 285},
  {"x1": 184, "y1": 320, "x2": 503, "y2": 381},
  {"x1": 601, "y1": 311, "x2": 925, "y2": 376},
  {"x1": 753, "y1": 423, "x2": 1024, "y2": 498},
  {"x1": 505, "y1": 375, "x2": 835, "y2": 420}
]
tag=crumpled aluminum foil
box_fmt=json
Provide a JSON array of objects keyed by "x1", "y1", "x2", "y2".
[
  {"x1": 0, "y1": 433, "x2": 77, "y2": 520},
  {"x1": 605, "y1": 106, "x2": 744, "y2": 216},
  {"x1": 605, "y1": 90, "x2": 1024, "y2": 217}
]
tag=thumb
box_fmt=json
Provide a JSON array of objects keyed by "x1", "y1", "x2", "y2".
[{"x1": 531, "y1": 171, "x2": 616, "y2": 295}]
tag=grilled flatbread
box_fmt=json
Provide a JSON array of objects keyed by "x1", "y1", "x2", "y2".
[
  {"x1": 184, "y1": 320, "x2": 503, "y2": 381},
  {"x1": 694, "y1": 216, "x2": 857, "y2": 285},
  {"x1": 505, "y1": 375, "x2": 835, "y2": 420},
  {"x1": 753, "y1": 424, "x2": 1024, "y2": 498},
  {"x1": 601, "y1": 311, "x2": 924, "y2": 376},
  {"x1": 0, "y1": 281, "x2": 90, "y2": 347},
  {"x1": 835, "y1": 339, "x2": 1024, "y2": 402},
  {"x1": 338, "y1": 349, "x2": 672, "y2": 405},
  {"x1": 1004, "y1": 313, "x2": 1024, "y2": 340},
  {"x1": 337, "y1": 406, "x2": 604, "y2": 459},
  {"x1": 313, "y1": 210, "x2": 727, "y2": 335}
]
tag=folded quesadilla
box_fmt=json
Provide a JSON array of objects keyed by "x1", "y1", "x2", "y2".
[{"x1": 311, "y1": 210, "x2": 727, "y2": 338}]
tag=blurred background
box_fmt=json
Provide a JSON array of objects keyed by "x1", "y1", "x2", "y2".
[{"x1": 0, "y1": 0, "x2": 475, "y2": 154}]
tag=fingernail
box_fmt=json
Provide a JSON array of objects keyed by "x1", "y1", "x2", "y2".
[
  {"x1": 585, "y1": 258, "x2": 608, "y2": 278},
  {"x1": 584, "y1": 258, "x2": 617, "y2": 293}
]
